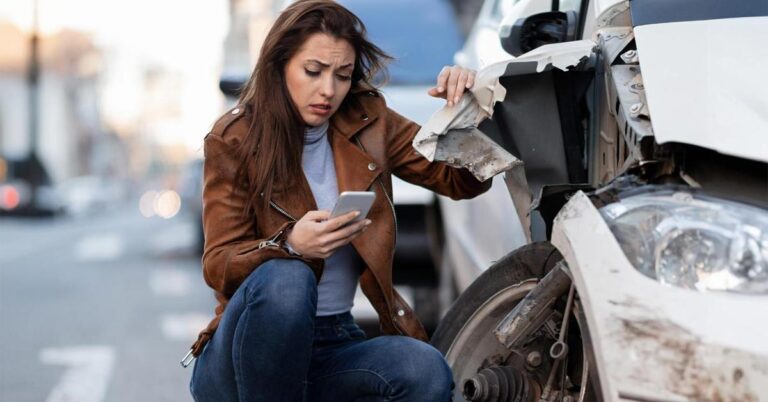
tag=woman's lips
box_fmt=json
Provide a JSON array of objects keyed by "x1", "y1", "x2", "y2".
[{"x1": 309, "y1": 104, "x2": 331, "y2": 115}]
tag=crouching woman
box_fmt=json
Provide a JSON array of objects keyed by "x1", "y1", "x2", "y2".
[{"x1": 187, "y1": 1, "x2": 490, "y2": 400}]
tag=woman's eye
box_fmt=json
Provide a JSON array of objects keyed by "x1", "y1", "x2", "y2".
[
  {"x1": 304, "y1": 69, "x2": 321, "y2": 77},
  {"x1": 336, "y1": 74, "x2": 352, "y2": 81}
]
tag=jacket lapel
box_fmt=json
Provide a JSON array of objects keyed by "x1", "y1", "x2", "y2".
[
  {"x1": 330, "y1": 96, "x2": 382, "y2": 193},
  {"x1": 330, "y1": 127, "x2": 381, "y2": 193}
]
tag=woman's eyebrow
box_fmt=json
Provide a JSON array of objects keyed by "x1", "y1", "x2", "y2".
[{"x1": 306, "y1": 59, "x2": 353, "y2": 70}]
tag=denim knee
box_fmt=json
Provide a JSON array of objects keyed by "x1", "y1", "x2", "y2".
[
  {"x1": 391, "y1": 337, "x2": 453, "y2": 400},
  {"x1": 242, "y1": 258, "x2": 317, "y2": 316}
]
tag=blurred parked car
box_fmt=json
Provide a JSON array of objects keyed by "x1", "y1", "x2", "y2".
[
  {"x1": 56, "y1": 175, "x2": 129, "y2": 217},
  {"x1": 0, "y1": 155, "x2": 63, "y2": 216}
]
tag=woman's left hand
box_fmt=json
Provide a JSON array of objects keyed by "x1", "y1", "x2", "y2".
[{"x1": 427, "y1": 65, "x2": 477, "y2": 107}]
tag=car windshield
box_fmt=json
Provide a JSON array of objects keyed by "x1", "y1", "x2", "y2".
[{"x1": 341, "y1": 0, "x2": 463, "y2": 86}]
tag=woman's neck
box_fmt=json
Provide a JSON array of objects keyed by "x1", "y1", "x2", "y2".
[{"x1": 304, "y1": 121, "x2": 329, "y2": 144}]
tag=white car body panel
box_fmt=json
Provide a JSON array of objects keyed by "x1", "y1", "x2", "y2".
[
  {"x1": 552, "y1": 191, "x2": 768, "y2": 401},
  {"x1": 634, "y1": 17, "x2": 768, "y2": 163},
  {"x1": 440, "y1": 174, "x2": 526, "y2": 291}
]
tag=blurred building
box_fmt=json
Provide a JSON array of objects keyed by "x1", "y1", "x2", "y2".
[{"x1": 0, "y1": 21, "x2": 126, "y2": 182}]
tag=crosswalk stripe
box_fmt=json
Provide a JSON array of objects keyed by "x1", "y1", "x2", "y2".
[
  {"x1": 74, "y1": 234, "x2": 124, "y2": 262},
  {"x1": 39, "y1": 345, "x2": 115, "y2": 402}
]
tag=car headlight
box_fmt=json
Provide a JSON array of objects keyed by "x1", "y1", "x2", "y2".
[{"x1": 600, "y1": 191, "x2": 768, "y2": 294}]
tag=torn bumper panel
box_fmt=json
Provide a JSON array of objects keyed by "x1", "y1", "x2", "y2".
[{"x1": 412, "y1": 40, "x2": 597, "y2": 182}]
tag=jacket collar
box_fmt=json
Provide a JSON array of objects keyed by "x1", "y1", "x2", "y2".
[{"x1": 330, "y1": 87, "x2": 381, "y2": 140}]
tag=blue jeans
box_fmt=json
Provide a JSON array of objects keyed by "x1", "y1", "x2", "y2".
[{"x1": 189, "y1": 259, "x2": 453, "y2": 402}]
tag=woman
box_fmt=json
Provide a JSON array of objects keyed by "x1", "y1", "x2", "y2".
[{"x1": 187, "y1": 1, "x2": 490, "y2": 400}]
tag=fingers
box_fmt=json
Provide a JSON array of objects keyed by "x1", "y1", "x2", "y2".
[
  {"x1": 323, "y1": 210, "x2": 360, "y2": 231},
  {"x1": 452, "y1": 68, "x2": 469, "y2": 105},
  {"x1": 293, "y1": 210, "x2": 371, "y2": 259},
  {"x1": 433, "y1": 66, "x2": 450, "y2": 98},
  {"x1": 433, "y1": 66, "x2": 477, "y2": 107},
  {"x1": 466, "y1": 70, "x2": 476, "y2": 90},
  {"x1": 303, "y1": 210, "x2": 331, "y2": 222},
  {"x1": 318, "y1": 221, "x2": 370, "y2": 257},
  {"x1": 324, "y1": 219, "x2": 370, "y2": 244},
  {"x1": 445, "y1": 67, "x2": 460, "y2": 107}
]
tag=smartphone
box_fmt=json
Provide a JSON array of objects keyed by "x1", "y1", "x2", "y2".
[{"x1": 330, "y1": 191, "x2": 376, "y2": 222}]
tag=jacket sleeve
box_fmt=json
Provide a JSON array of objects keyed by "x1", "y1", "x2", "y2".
[
  {"x1": 201, "y1": 132, "x2": 295, "y2": 298},
  {"x1": 385, "y1": 107, "x2": 492, "y2": 200}
]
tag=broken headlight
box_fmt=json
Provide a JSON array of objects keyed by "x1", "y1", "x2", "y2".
[{"x1": 600, "y1": 191, "x2": 768, "y2": 294}]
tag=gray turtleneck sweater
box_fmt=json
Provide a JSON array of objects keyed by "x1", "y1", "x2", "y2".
[{"x1": 303, "y1": 122, "x2": 363, "y2": 316}]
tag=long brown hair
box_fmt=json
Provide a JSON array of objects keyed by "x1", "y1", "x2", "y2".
[{"x1": 236, "y1": 0, "x2": 391, "y2": 219}]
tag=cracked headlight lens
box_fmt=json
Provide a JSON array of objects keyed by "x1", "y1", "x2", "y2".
[{"x1": 600, "y1": 191, "x2": 768, "y2": 293}]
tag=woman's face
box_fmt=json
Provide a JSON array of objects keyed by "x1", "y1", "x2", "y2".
[{"x1": 284, "y1": 33, "x2": 355, "y2": 127}]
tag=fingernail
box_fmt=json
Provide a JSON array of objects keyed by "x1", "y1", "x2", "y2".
[
  {"x1": 438, "y1": 86, "x2": 444, "y2": 92},
  {"x1": 448, "y1": 101, "x2": 453, "y2": 107},
  {"x1": 466, "y1": 82, "x2": 472, "y2": 88},
  {"x1": 365, "y1": 219, "x2": 372, "y2": 225},
  {"x1": 454, "y1": 96, "x2": 460, "y2": 103},
  {"x1": 354, "y1": 211, "x2": 360, "y2": 217}
]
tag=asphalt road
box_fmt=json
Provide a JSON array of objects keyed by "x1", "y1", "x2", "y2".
[{"x1": 0, "y1": 204, "x2": 213, "y2": 402}]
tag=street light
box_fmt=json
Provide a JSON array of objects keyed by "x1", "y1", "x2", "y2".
[{"x1": 21, "y1": 0, "x2": 54, "y2": 216}]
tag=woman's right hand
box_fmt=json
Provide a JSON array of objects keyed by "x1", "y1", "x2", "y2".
[{"x1": 285, "y1": 210, "x2": 371, "y2": 259}]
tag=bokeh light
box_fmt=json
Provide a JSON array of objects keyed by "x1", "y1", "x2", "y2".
[
  {"x1": 139, "y1": 190, "x2": 158, "y2": 217},
  {"x1": 154, "y1": 190, "x2": 181, "y2": 219}
]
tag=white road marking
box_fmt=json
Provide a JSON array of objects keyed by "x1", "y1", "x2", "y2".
[
  {"x1": 149, "y1": 221, "x2": 195, "y2": 252},
  {"x1": 149, "y1": 268, "x2": 194, "y2": 296},
  {"x1": 39, "y1": 346, "x2": 115, "y2": 402},
  {"x1": 74, "y1": 234, "x2": 124, "y2": 262},
  {"x1": 161, "y1": 313, "x2": 212, "y2": 342}
]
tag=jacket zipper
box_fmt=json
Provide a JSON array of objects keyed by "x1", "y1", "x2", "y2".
[
  {"x1": 258, "y1": 201, "x2": 297, "y2": 249},
  {"x1": 269, "y1": 200, "x2": 297, "y2": 221}
]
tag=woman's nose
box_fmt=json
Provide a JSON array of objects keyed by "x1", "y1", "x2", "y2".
[{"x1": 319, "y1": 76, "x2": 335, "y2": 99}]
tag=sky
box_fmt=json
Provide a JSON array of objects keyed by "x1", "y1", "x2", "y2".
[
  {"x1": 0, "y1": 0, "x2": 229, "y2": 69},
  {"x1": 0, "y1": 0, "x2": 231, "y2": 153}
]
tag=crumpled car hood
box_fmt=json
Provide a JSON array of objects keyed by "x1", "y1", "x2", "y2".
[{"x1": 634, "y1": 16, "x2": 768, "y2": 164}]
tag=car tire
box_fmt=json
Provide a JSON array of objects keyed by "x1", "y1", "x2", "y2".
[{"x1": 429, "y1": 242, "x2": 562, "y2": 401}]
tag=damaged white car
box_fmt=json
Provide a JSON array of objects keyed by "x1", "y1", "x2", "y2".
[{"x1": 420, "y1": 0, "x2": 768, "y2": 401}]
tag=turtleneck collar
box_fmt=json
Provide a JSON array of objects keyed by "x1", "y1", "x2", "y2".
[{"x1": 304, "y1": 121, "x2": 329, "y2": 145}]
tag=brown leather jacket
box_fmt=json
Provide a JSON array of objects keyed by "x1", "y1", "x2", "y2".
[{"x1": 189, "y1": 87, "x2": 491, "y2": 357}]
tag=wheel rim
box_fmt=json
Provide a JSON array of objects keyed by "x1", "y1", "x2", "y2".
[{"x1": 444, "y1": 279, "x2": 538, "y2": 402}]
